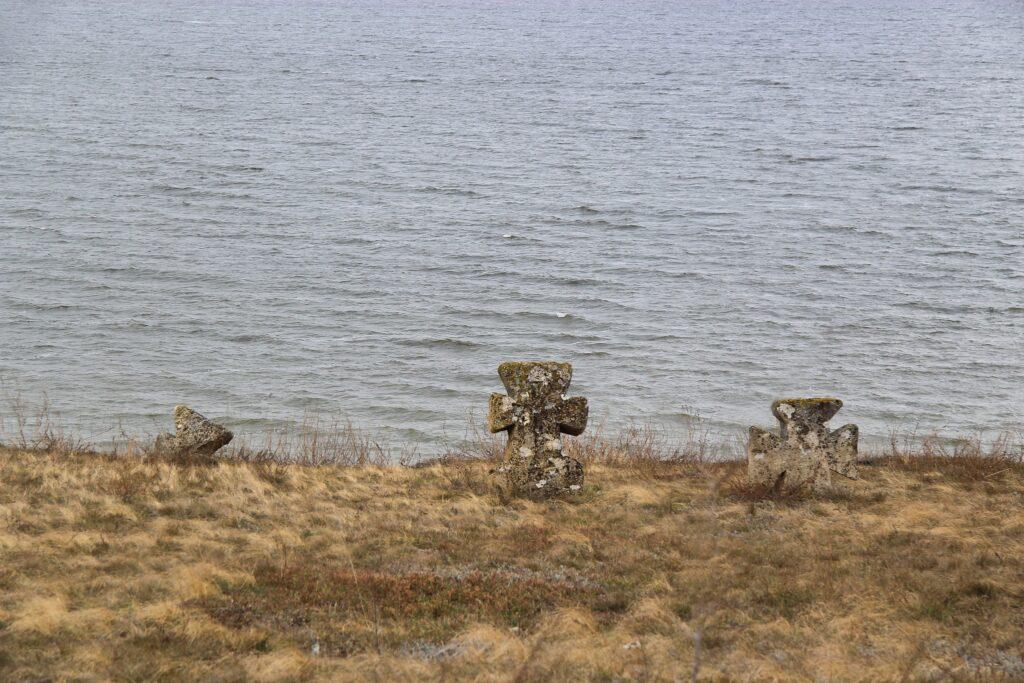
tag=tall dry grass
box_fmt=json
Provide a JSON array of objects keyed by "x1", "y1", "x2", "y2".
[
  {"x1": 877, "y1": 427, "x2": 1024, "y2": 483},
  {"x1": 0, "y1": 392, "x2": 85, "y2": 455},
  {"x1": 2, "y1": 435, "x2": 1023, "y2": 680},
  {"x1": 429, "y1": 412, "x2": 722, "y2": 471},
  {"x1": 4, "y1": 392, "x2": 1023, "y2": 482},
  {"x1": 225, "y1": 412, "x2": 420, "y2": 467}
]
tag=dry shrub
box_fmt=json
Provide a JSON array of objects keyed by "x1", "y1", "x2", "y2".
[
  {"x1": 0, "y1": 565, "x2": 19, "y2": 592},
  {"x1": 567, "y1": 418, "x2": 714, "y2": 477},
  {"x1": 718, "y1": 471, "x2": 883, "y2": 508},
  {"x1": 125, "y1": 410, "x2": 417, "y2": 472},
  {"x1": 432, "y1": 413, "x2": 717, "y2": 470},
  {"x1": 103, "y1": 459, "x2": 156, "y2": 503},
  {"x1": 436, "y1": 460, "x2": 495, "y2": 498},
  {"x1": 226, "y1": 412, "x2": 417, "y2": 468},
  {"x1": 718, "y1": 463, "x2": 813, "y2": 504},
  {"x1": 406, "y1": 416, "x2": 506, "y2": 497},
  {"x1": 424, "y1": 416, "x2": 718, "y2": 498},
  {"x1": 434, "y1": 413, "x2": 505, "y2": 465},
  {"x1": 0, "y1": 392, "x2": 87, "y2": 456},
  {"x1": 200, "y1": 558, "x2": 590, "y2": 656},
  {"x1": 234, "y1": 449, "x2": 291, "y2": 485},
  {"x1": 144, "y1": 442, "x2": 222, "y2": 468},
  {"x1": 879, "y1": 428, "x2": 1024, "y2": 483}
]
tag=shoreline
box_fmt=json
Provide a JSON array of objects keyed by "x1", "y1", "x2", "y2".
[
  {"x1": 1, "y1": 393, "x2": 1021, "y2": 466},
  {"x1": 3, "y1": 386, "x2": 1020, "y2": 456},
  {"x1": 3, "y1": 407, "x2": 1022, "y2": 468}
]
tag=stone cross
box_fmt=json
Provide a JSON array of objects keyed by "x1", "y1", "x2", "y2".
[
  {"x1": 748, "y1": 398, "x2": 858, "y2": 492},
  {"x1": 155, "y1": 405, "x2": 234, "y2": 459},
  {"x1": 488, "y1": 361, "x2": 589, "y2": 496}
]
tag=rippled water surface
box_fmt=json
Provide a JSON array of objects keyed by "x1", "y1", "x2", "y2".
[{"x1": 2, "y1": 0, "x2": 1023, "y2": 446}]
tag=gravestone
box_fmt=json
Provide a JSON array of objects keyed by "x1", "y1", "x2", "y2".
[
  {"x1": 748, "y1": 398, "x2": 859, "y2": 491},
  {"x1": 155, "y1": 405, "x2": 233, "y2": 459},
  {"x1": 488, "y1": 361, "x2": 589, "y2": 496}
]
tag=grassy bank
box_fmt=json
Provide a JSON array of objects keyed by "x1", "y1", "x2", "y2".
[{"x1": 0, "y1": 430, "x2": 1023, "y2": 681}]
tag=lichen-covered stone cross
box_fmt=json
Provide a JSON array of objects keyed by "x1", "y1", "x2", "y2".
[
  {"x1": 748, "y1": 398, "x2": 858, "y2": 492},
  {"x1": 488, "y1": 361, "x2": 589, "y2": 496},
  {"x1": 155, "y1": 405, "x2": 233, "y2": 460}
]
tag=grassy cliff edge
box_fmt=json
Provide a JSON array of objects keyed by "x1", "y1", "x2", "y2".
[{"x1": 0, "y1": 435, "x2": 1022, "y2": 681}]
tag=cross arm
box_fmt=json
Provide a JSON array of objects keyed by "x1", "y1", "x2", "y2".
[
  {"x1": 488, "y1": 393, "x2": 516, "y2": 433},
  {"x1": 555, "y1": 396, "x2": 588, "y2": 436},
  {"x1": 828, "y1": 424, "x2": 858, "y2": 449},
  {"x1": 827, "y1": 424, "x2": 859, "y2": 479},
  {"x1": 748, "y1": 426, "x2": 780, "y2": 454}
]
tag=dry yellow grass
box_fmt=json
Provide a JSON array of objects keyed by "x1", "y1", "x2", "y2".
[{"x1": 1, "y1": 439, "x2": 1023, "y2": 681}]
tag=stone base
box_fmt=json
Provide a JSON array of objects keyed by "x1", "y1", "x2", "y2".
[{"x1": 500, "y1": 455, "x2": 584, "y2": 497}]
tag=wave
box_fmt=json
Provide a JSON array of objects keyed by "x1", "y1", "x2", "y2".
[
  {"x1": 7, "y1": 208, "x2": 46, "y2": 217},
  {"x1": 7, "y1": 301, "x2": 78, "y2": 312},
  {"x1": 397, "y1": 338, "x2": 482, "y2": 350},
  {"x1": 553, "y1": 276, "x2": 602, "y2": 286},
  {"x1": 417, "y1": 186, "x2": 481, "y2": 197},
  {"x1": 224, "y1": 334, "x2": 275, "y2": 343},
  {"x1": 788, "y1": 155, "x2": 837, "y2": 163},
  {"x1": 508, "y1": 310, "x2": 591, "y2": 324},
  {"x1": 741, "y1": 78, "x2": 790, "y2": 87},
  {"x1": 930, "y1": 250, "x2": 978, "y2": 257}
]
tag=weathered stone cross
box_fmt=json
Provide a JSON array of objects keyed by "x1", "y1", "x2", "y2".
[
  {"x1": 748, "y1": 398, "x2": 858, "y2": 492},
  {"x1": 155, "y1": 405, "x2": 234, "y2": 460},
  {"x1": 488, "y1": 361, "x2": 589, "y2": 496}
]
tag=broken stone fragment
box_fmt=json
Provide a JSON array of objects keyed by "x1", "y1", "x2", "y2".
[
  {"x1": 488, "y1": 361, "x2": 588, "y2": 497},
  {"x1": 748, "y1": 398, "x2": 859, "y2": 492},
  {"x1": 154, "y1": 405, "x2": 233, "y2": 459}
]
